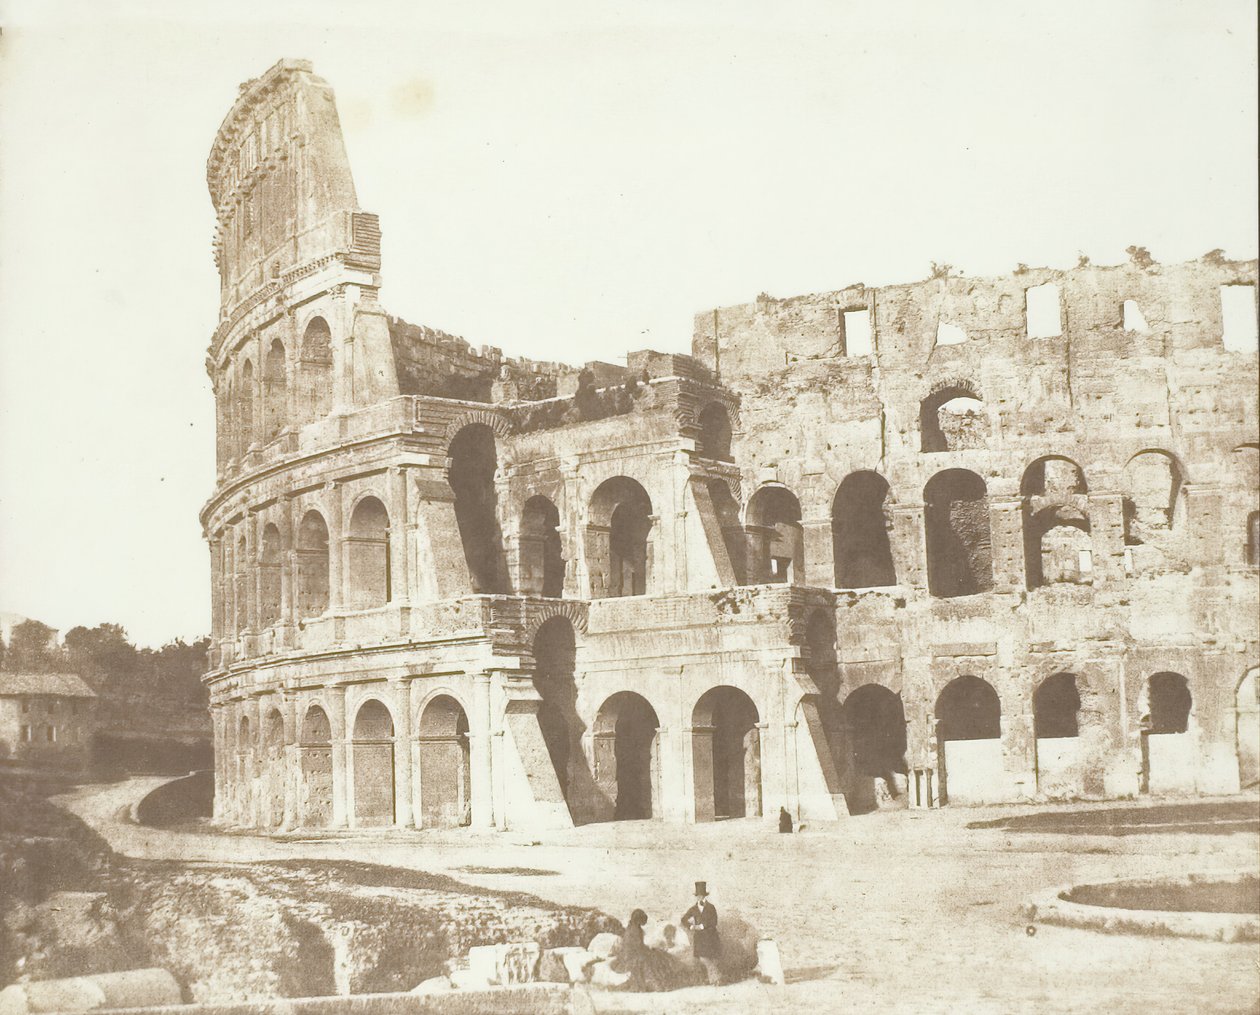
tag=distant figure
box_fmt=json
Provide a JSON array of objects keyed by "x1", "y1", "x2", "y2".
[
  {"x1": 778, "y1": 806, "x2": 793, "y2": 833},
  {"x1": 681, "y1": 881, "x2": 721, "y2": 985},
  {"x1": 611, "y1": 909, "x2": 691, "y2": 991}
]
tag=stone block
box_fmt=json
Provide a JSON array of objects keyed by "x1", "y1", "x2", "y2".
[
  {"x1": 755, "y1": 939, "x2": 785, "y2": 984},
  {"x1": 715, "y1": 913, "x2": 759, "y2": 979},
  {"x1": 449, "y1": 967, "x2": 492, "y2": 991},
  {"x1": 538, "y1": 946, "x2": 594, "y2": 983},
  {"x1": 467, "y1": 941, "x2": 541, "y2": 985},
  {"x1": 410, "y1": 975, "x2": 452, "y2": 994},
  {"x1": 0, "y1": 968, "x2": 181, "y2": 1014},
  {"x1": 588, "y1": 960, "x2": 631, "y2": 988},
  {"x1": 586, "y1": 932, "x2": 621, "y2": 959}
]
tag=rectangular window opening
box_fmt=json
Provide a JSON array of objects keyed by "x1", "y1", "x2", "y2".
[
  {"x1": 1123, "y1": 299, "x2": 1151, "y2": 333},
  {"x1": 1078, "y1": 549, "x2": 1093, "y2": 574},
  {"x1": 1025, "y1": 282, "x2": 1062, "y2": 338},
  {"x1": 935, "y1": 321, "x2": 967, "y2": 347},
  {"x1": 1221, "y1": 284, "x2": 1258, "y2": 353},
  {"x1": 842, "y1": 309, "x2": 873, "y2": 356}
]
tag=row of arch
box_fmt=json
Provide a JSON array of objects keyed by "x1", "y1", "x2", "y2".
[{"x1": 220, "y1": 316, "x2": 333, "y2": 463}]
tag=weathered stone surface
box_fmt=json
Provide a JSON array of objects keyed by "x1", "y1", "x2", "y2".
[
  {"x1": 201, "y1": 60, "x2": 1260, "y2": 843},
  {"x1": 587, "y1": 960, "x2": 631, "y2": 988},
  {"x1": 755, "y1": 939, "x2": 785, "y2": 985},
  {"x1": 467, "y1": 942, "x2": 540, "y2": 985},
  {"x1": 585, "y1": 933, "x2": 620, "y2": 960},
  {"x1": 410, "y1": 975, "x2": 451, "y2": 994}
]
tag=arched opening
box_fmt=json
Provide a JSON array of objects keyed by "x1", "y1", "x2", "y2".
[
  {"x1": 296, "y1": 511, "x2": 329, "y2": 619},
  {"x1": 935, "y1": 675, "x2": 1003, "y2": 805},
  {"x1": 1142, "y1": 671, "x2": 1194, "y2": 795},
  {"x1": 1022, "y1": 457, "x2": 1092, "y2": 589},
  {"x1": 1236, "y1": 669, "x2": 1259, "y2": 790},
  {"x1": 745, "y1": 486, "x2": 803, "y2": 585},
  {"x1": 588, "y1": 477, "x2": 653, "y2": 599},
  {"x1": 237, "y1": 359, "x2": 255, "y2": 456},
  {"x1": 843, "y1": 685, "x2": 907, "y2": 783},
  {"x1": 298, "y1": 317, "x2": 333, "y2": 424},
  {"x1": 696, "y1": 403, "x2": 733, "y2": 462},
  {"x1": 234, "y1": 534, "x2": 250, "y2": 634},
  {"x1": 352, "y1": 699, "x2": 395, "y2": 827},
  {"x1": 262, "y1": 709, "x2": 285, "y2": 828},
  {"x1": 593, "y1": 691, "x2": 660, "y2": 821},
  {"x1": 1032, "y1": 672, "x2": 1085, "y2": 797},
  {"x1": 236, "y1": 714, "x2": 253, "y2": 823},
  {"x1": 1123, "y1": 451, "x2": 1182, "y2": 546},
  {"x1": 532, "y1": 617, "x2": 578, "y2": 805},
  {"x1": 692, "y1": 687, "x2": 761, "y2": 821},
  {"x1": 418, "y1": 695, "x2": 471, "y2": 828},
  {"x1": 448, "y1": 424, "x2": 508, "y2": 594},
  {"x1": 832, "y1": 472, "x2": 896, "y2": 588},
  {"x1": 299, "y1": 705, "x2": 333, "y2": 828},
  {"x1": 920, "y1": 385, "x2": 985, "y2": 453},
  {"x1": 263, "y1": 338, "x2": 287, "y2": 441},
  {"x1": 520, "y1": 496, "x2": 564, "y2": 598},
  {"x1": 347, "y1": 497, "x2": 390, "y2": 609},
  {"x1": 259, "y1": 523, "x2": 283, "y2": 628},
  {"x1": 924, "y1": 469, "x2": 993, "y2": 598}
]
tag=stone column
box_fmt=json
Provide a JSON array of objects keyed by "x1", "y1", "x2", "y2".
[
  {"x1": 988, "y1": 496, "x2": 1026, "y2": 593},
  {"x1": 389, "y1": 467, "x2": 411, "y2": 620},
  {"x1": 326, "y1": 482, "x2": 345, "y2": 614},
  {"x1": 243, "y1": 512, "x2": 258, "y2": 637},
  {"x1": 277, "y1": 496, "x2": 293, "y2": 642},
  {"x1": 891, "y1": 503, "x2": 926, "y2": 591},
  {"x1": 391, "y1": 678, "x2": 414, "y2": 828},
  {"x1": 1183, "y1": 484, "x2": 1225, "y2": 567},
  {"x1": 328, "y1": 685, "x2": 349, "y2": 828},
  {"x1": 469, "y1": 673, "x2": 495, "y2": 829},
  {"x1": 281, "y1": 690, "x2": 299, "y2": 830},
  {"x1": 802, "y1": 514, "x2": 833, "y2": 589},
  {"x1": 1087, "y1": 492, "x2": 1127, "y2": 582}
]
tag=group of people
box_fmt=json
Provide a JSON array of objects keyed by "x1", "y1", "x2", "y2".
[{"x1": 610, "y1": 881, "x2": 723, "y2": 992}]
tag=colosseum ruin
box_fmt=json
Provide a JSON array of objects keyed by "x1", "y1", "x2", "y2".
[{"x1": 203, "y1": 59, "x2": 1260, "y2": 833}]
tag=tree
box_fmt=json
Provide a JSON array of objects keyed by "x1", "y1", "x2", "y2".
[
  {"x1": 64, "y1": 623, "x2": 139, "y2": 693},
  {"x1": 5, "y1": 620, "x2": 59, "y2": 672}
]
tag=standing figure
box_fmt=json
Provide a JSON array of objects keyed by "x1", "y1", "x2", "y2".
[{"x1": 681, "y1": 880, "x2": 721, "y2": 985}]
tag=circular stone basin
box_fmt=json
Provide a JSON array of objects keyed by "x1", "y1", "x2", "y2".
[
  {"x1": 1024, "y1": 873, "x2": 1259, "y2": 942},
  {"x1": 1063, "y1": 877, "x2": 1258, "y2": 915}
]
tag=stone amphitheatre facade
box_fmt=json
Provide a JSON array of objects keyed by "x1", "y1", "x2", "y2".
[{"x1": 202, "y1": 60, "x2": 1260, "y2": 833}]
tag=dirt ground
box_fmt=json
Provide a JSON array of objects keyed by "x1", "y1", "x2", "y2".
[{"x1": 56, "y1": 781, "x2": 1260, "y2": 1014}]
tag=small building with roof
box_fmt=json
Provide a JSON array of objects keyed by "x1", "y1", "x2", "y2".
[{"x1": 0, "y1": 673, "x2": 97, "y2": 772}]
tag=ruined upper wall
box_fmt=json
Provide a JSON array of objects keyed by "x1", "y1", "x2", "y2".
[
  {"x1": 694, "y1": 255, "x2": 1259, "y2": 380},
  {"x1": 206, "y1": 59, "x2": 379, "y2": 312}
]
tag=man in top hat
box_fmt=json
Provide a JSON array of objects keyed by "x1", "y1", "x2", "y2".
[{"x1": 681, "y1": 881, "x2": 721, "y2": 984}]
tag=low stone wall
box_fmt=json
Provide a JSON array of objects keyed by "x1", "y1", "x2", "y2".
[
  {"x1": 132, "y1": 773, "x2": 213, "y2": 828},
  {"x1": 93, "y1": 983, "x2": 583, "y2": 1015}
]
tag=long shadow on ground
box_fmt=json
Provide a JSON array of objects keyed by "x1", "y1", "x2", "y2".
[{"x1": 967, "y1": 799, "x2": 1260, "y2": 836}]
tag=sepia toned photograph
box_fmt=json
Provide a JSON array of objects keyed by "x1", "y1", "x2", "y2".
[{"x1": 0, "y1": 2, "x2": 1257, "y2": 1012}]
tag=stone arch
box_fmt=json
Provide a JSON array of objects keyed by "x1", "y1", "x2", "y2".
[
  {"x1": 924, "y1": 469, "x2": 993, "y2": 598},
  {"x1": 237, "y1": 358, "x2": 256, "y2": 455},
  {"x1": 443, "y1": 409, "x2": 513, "y2": 447},
  {"x1": 347, "y1": 495, "x2": 390, "y2": 609},
  {"x1": 832, "y1": 471, "x2": 896, "y2": 588},
  {"x1": 296, "y1": 510, "x2": 329, "y2": 619},
  {"x1": 745, "y1": 485, "x2": 803, "y2": 585},
  {"x1": 259, "y1": 523, "x2": 283, "y2": 628},
  {"x1": 692, "y1": 686, "x2": 762, "y2": 821},
  {"x1": 920, "y1": 381, "x2": 985, "y2": 453},
  {"x1": 935, "y1": 675, "x2": 1002, "y2": 805},
  {"x1": 235, "y1": 713, "x2": 253, "y2": 823},
  {"x1": 418, "y1": 694, "x2": 472, "y2": 828},
  {"x1": 298, "y1": 703, "x2": 333, "y2": 828},
  {"x1": 1024, "y1": 506, "x2": 1092, "y2": 589},
  {"x1": 1237, "y1": 669, "x2": 1259, "y2": 790},
  {"x1": 523, "y1": 601, "x2": 589, "y2": 642},
  {"x1": 263, "y1": 338, "x2": 287, "y2": 441},
  {"x1": 696, "y1": 402, "x2": 734, "y2": 462},
  {"x1": 1032, "y1": 671, "x2": 1090, "y2": 799},
  {"x1": 842, "y1": 684, "x2": 907, "y2": 811},
  {"x1": 592, "y1": 691, "x2": 660, "y2": 821},
  {"x1": 261, "y1": 708, "x2": 285, "y2": 828},
  {"x1": 298, "y1": 316, "x2": 332, "y2": 424},
  {"x1": 448, "y1": 423, "x2": 509, "y2": 594},
  {"x1": 532, "y1": 617, "x2": 579, "y2": 806},
  {"x1": 351, "y1": 698, "x2": 395, "y2": 827},
  {"x1": 1141, "y1": 671, "x2": 1194, "y2": 795},
  {"x1": 588, "y1": 477, "x2": 653, "y2": 598},
  {"x1": 1034, "y1": 672, "x2": 1081, "y2": 739},
  {"x1": 520, "y1": 495, "x2": 564, "y2": 597}
]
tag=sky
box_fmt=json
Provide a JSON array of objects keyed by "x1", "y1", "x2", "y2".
[{"x1": 0, "y1": 0, "x2": 1256, "y2": 647}]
